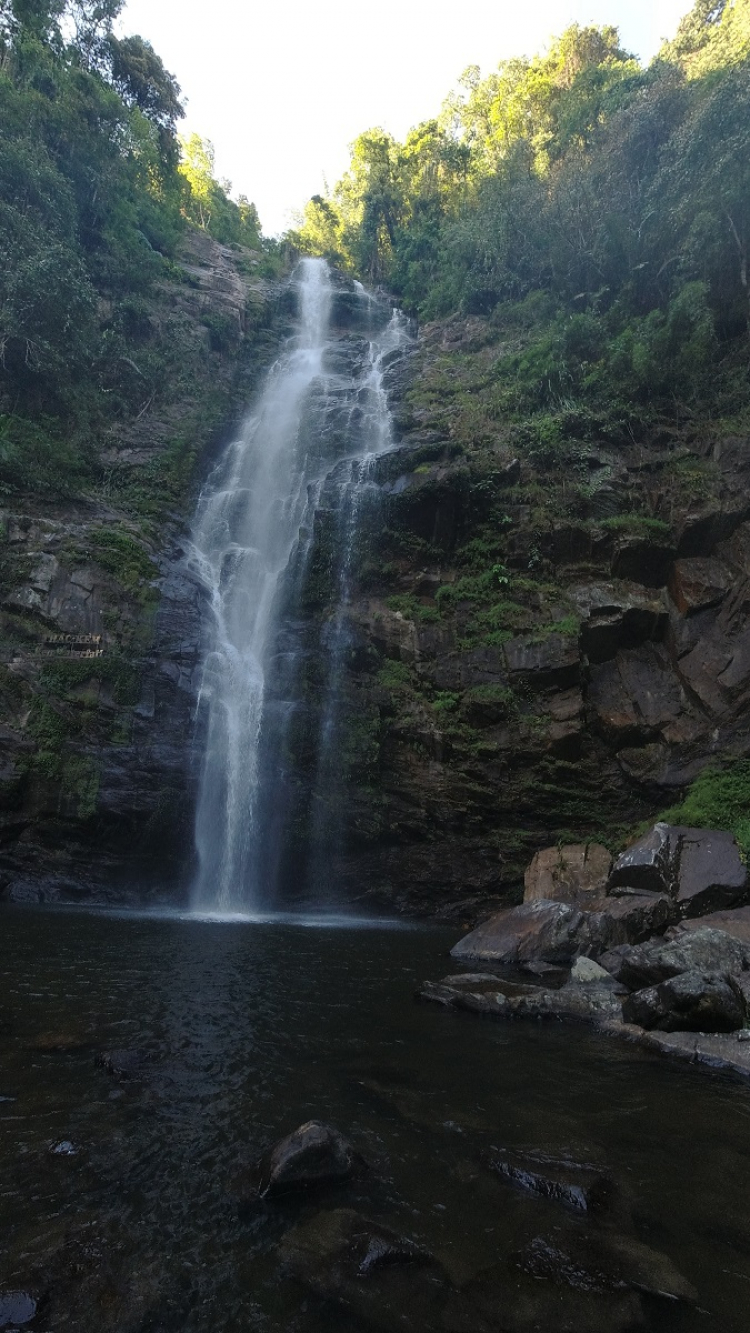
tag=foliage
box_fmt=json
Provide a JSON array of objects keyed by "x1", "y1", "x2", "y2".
[
  {"x1": 0, "y1": 0, "x2": 267, "y2": 499},
  {"x1": 294, "y1": 1, "x2": 750, "y2": 434}
]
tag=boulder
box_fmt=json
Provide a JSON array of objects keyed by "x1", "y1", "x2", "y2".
[
  {"x1": 622, "y1": 970, "x2": 745, "y2": 1033},
  {"x1": 599, "y1": 890, "x2": 679, "y2": 942},
  {"x1": 607, "y1": 824, "x2": 748, "y2": 917},
  {"x1": 674, "y1": 828, "x2": 748, "y2": 917},
  {"x1": 523, "y1": 843, "x2": 611, "y2": 905},
  {"x1": 607, "y1": 823, "x2": 676, "y2": 894},
  {"x1": 599, "y1": 928, "x2": 750, "y2": 991},
  {"x1": 570, "y1": 956, "x2": 613, "y2": 983},
  {"x1": 450, "y1": 901, "x2": 626, "y2": 966},
  {"x1": 667, "y1": 906, "x2": 750, "y2": 946},
  {"x1": 256, "y1": 1120, "x2": 357, "y2": 1197},
  {"x1": 96, "y1": 1048, "x2": 149, "y2": 1081}
]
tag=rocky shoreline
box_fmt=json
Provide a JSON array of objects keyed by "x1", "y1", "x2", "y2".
[{"x1": 420, "y1": 821, "x2": 750, "y2": 1082}]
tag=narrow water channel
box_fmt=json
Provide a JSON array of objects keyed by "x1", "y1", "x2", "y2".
[{"x1": 1, "y1": 907, "x2": 749, "y2": 1330}]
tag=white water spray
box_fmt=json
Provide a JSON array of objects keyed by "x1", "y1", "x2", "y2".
[{"x1": 189, "y1": 259, "x2": 410, "y2": 912}]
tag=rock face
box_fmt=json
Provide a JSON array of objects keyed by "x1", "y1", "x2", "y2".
[{"x1": 0, "y1": 233, "x2": 285, "y2": 904}]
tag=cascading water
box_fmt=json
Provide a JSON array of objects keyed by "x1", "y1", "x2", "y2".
[{"x1": 189, "y1": 259, "x2": 411, "y2": 913}]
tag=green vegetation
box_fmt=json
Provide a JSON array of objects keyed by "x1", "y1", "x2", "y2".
[
  {"x1": 293, "y1": 0, "x2": 750, "y2": 443},
  {"x1": 0, "y1": 0, "x2": 272, "y2": 502},
  {"x1": 660, "y1": 760, "x2": 750, "y2": 858}
]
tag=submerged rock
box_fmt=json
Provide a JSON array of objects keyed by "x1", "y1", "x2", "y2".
[
  {"x1": 487, "y1": 1148, "x2": 613, "y2": 1213},
  {"x1": 512, "y1": 1230, "x2": 696, "y2": 1304},
  {"x1": 0, "y1": 1291, "x2": 37, "y2": 1328},
  {"x1": 256, "y1": 1120, "x2": 358, "y2": 1197},
  {"x1": 96, "y1": 1048, "x2": 149, "y2": 1081}
]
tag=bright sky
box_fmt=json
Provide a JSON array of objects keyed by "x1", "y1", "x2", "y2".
[{"x1": 119, "y1": 0, "x2": 690, "y2": 236}]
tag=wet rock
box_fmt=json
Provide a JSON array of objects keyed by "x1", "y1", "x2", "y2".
[
  {"x1": 608, "y1": 824, "x2": 748, "y2": 917},
  {"x1": 256, "y1": 1120, "x2": 357, "y2": 1197},
  {"x1": 572, "y1": 581, "x2": 668, "y2": 664},
  {"x1": 611, "y1": 534, "x2": 674, "y2": 587},
  {"x1": 450, "y1": 901, "x2": 626, "y2": 966},
  {"x1": 487, "y1": 1149, "x2": 613, "y2": 1213},
  {"x1": 0, "y1": 1292, "x2": 37, "y2": 1327},
  {"x1": 96, "y1": 1048, "x2": 149, "y2": 1080},
  {"x1": 49, "y1": 1140, "x2": 79, "y2": 1156},
  {"x1": 570, "y1": 957, "x2": 612, "y2": 983},
  {"x1": 278, "y1": 1208, "x2": 466, "y2": 1333},
  {"x1": 418, "y1": 973, "x2": 623, "y2": 1022},
  {"x1": 512, "y1": 1230, "x2": 696, "y2": 1304},
  {"x1": 623, "y1": 970, "x2": 745, "y2": 1032},
  {"x1": 523, "y1": 843, "x2": 611, "y2": 906},
  {"x1": 599, "y1": 928, "x2": 750, "y2": 990},
  {"x1": 674, "y1": 827, "x2": 748, "y2": 916},
  {"x1": 504, "y1": 633, "x2": 580, "y2": 692},
  {"x1": 669, "y1": 556, "x2": 731, "y2": 615},
  {"x1": 599, "y1": 890, "x2": 679, "y2": 943},
  {"x1": 608, "y1": 823, "x2": 676, "y2": 895}
]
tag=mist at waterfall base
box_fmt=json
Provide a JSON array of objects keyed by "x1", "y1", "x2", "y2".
[{"x1": 189, "y1": 259, "x2": 410, "y2": 919}]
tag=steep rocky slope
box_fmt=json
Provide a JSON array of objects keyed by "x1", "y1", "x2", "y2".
[
  {"x1": 0, "y1": 232, "x2": 285, "y2": 902},
  {"x1": 288, "y1": 315, "x2": 750, "y2": 919},
  {"x1": 2, "y1": 281, "x2": 749, "y2": 917}
]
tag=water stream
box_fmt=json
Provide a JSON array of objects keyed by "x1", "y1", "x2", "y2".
[{"x1": 189, "y1": 259, "x2": 409, "y2": 914}]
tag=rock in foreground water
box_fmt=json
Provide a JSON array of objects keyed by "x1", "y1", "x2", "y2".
[
  {"x1": 257, "y1": 1120, "x2": 357, "y2": 1197},
  {"x1": 622, "y1": 970, "x2": 745, "y2": 1033}
]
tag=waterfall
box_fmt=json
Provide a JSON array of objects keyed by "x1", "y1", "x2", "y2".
[{"x1": 189, "y1": 259, "x2": 411, "y2": 914}]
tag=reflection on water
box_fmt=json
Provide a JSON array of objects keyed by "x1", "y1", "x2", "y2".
[{"x1": 0, "y1": 906, "x2": 749, "y2": 1331}]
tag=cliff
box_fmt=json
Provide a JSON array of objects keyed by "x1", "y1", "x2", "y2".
[
  {"x1": 2, "y1": 279, "x2": 749, "y2": 918},
  {"x1": 284, "y1": 313, "x2": 750, "y2": 919},
  {"x1": 0, "y1": 231, "x2": 285, "y2": 903}
]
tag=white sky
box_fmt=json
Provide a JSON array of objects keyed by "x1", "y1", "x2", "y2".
[{"x1": 119, "y1": 0, "x2": 690, "y2": 236}]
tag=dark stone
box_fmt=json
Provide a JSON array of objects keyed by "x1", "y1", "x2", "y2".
[
  {"x1": 610, "y1": 535, "x2": 674, "y2": 587},
  {"x1": 608, "y1": 825, "x2": 748, "y2": 917},
  {"x1": 607, "y1": 823, "x2": 676, "y2": 894},
  {"x1": 674, "y1": 827, "x2": 748, "y2": 917},
  {"x1": 601, "y1": 890, "x2": 679, "y2": 942},
  {"x1": 256, "y1": 1120, "x2": 357, "y2": 1197},
  {"x1": 487, "y1": 1149, "x2": 614, "y2": 1213},
  {"x1": 600, "y1": 928, "x2": 750, "y2": 990},
  {"x1": 668, "y1": 556, "x2": 731, "y2": 615},
  {"x1": 623, "y1": 970, "x2": 745, "y2": 1033},
  {"x1": 504, "y1": 634, "x2": 580, "y2": 691}
]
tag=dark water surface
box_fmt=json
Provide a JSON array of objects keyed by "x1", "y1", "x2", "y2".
[{"x1": 1, "y1": 906, "x2": 750, "y2": 1331}]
